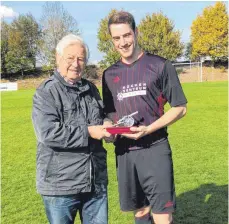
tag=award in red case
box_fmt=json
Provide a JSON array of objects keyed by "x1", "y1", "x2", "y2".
[
  {"x1": 106, "y1": 127, "x2": 133, "y2": 134},
  {"x1": 106, "y1": 111, "x2": 138, "y2": 135}
]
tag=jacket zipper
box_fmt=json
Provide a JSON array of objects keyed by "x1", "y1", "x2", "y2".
[{"x1": 89, "y1": 157, "x2": 92, "y2": 191}]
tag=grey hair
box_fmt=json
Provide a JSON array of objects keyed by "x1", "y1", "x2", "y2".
[{"x1": 56, "y1": 34, "x2": 89, "y2": 62}]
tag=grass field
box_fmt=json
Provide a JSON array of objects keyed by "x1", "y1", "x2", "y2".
[{"x1": 2, "y1": 82, "x2": 228, "y2": 224}]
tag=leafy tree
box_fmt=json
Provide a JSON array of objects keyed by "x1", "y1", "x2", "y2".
[
  {"x1": 191, "y1": 2, "x2": 228, "y2": 61},
  {"x1": 5, "y1": 29, "x2": 33, "y2": 76},
  {"x1": 138, "y1": 12, "x2": 184, "y2": 61},
  {"x1": 1, "y1": 20, "x2": 10, "y2": 74},
  {"x1": 4, "y1": 14, "x2": 40, "y2": 76},
  {"x1": 83, "y1": 64, "x2": 99, "y2": 79},
  {"x1": 97, "y1": 9, "x2": 120, "y2": 69},
  {"x1": 11, "y1": 14, "x2": 40, "y2": 68},
  {"x1": 40, "y1": 2, "x2": 80, "y2": 67},
  {"x1": 184, "y1": 42, "x2": 193, "y2": 61},
  {"x1": 97, "y1": 10, "x2": 184, "y2": 68}
]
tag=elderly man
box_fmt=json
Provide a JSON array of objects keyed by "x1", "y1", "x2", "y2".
[{"x1": 32, "y1": 34, "x2": 111, "y2": 224}]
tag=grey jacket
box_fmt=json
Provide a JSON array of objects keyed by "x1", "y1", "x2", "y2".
[{"x1": 32, "y1": 70, "x2": 107, "y2": 195}]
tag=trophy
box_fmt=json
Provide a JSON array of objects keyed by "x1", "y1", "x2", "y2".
[{"x1": 106, "y1": 111, "x2": 138, "y2": 134}]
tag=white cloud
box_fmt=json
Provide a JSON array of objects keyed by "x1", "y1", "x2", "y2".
[{"x1": 0, "y1": 5, "x2": 18, "y2": 19}]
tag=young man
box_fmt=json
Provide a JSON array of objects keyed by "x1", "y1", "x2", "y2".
[
  {"x1": 32, "y1": 34, "x2": 111, "y2": 224},
  {"x1": 102, "y1": 11, "x2": 187, "y2": 224}
]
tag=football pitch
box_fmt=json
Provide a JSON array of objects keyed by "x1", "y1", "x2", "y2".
[{"x1": 1, "y1": 81, "x2": 228, "y2": 224}]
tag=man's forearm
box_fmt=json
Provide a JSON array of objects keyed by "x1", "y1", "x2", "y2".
[{"x1": 147, "y1": 104, "x2": 187, "y2": 134}]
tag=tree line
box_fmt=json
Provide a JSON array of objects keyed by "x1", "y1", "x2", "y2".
[
  {"x1": 1, "y1": 2, "x2": 228, "y2": 78},
  {"x1": 1, "y1": 2, "x2": 79, "y2": 78}
]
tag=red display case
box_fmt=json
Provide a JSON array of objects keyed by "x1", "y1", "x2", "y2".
[{"x1": 106, "y1": 127, "x2": 134, "y2": 134}]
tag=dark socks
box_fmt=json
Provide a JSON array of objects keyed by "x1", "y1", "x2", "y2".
[{"x1": 135, "y1": 213, "x2": 152, "y2": 224}]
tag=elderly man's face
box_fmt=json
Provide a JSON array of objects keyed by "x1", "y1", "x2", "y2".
[{"x1": 57, "y1": 43, "x2": 86, "y2": 82}]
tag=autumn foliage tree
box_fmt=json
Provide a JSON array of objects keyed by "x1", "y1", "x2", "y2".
[
  {"x1": 97, "y1": 9, "x2": 120, "y2": 69},
  {"x1": 138, "y1": 12, "x2": 184, "y2": 61},
  {"x1": 1, "y1": 21, "x2": 10, "y2": 74},
  {"x1": 97, "y1": 10, "x2": 184, "y2": 68},
  {"x1": 5, "y1": 14, "x2": 40, "y2": 76},
  {"x1": 6, "y1": 28, "x2": 33, "y2": 76},
  {"x1": 191, "y1": 2, "x2": 228, "y2": 62}
]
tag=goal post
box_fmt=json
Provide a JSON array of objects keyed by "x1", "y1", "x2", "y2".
[{"x1": 172, "y1": 61, "x2": 203, "y2": 83}]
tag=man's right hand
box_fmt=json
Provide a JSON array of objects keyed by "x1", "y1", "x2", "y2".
[
  {"x1": 88, "y1": 125, "x2": 111, "y2": 140},
  {"x1": 103, "y1": 120, "x2": 117, "y2": 143}
]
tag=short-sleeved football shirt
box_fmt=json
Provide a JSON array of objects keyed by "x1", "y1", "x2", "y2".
[{"x1": 102, "y1": 52, "x2": 187, "y2": 150}]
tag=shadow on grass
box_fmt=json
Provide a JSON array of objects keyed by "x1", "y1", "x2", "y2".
[{"x1": 174, "y1": 183, "x2": 228, "y2": 224}]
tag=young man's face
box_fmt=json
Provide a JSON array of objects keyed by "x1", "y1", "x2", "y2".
[
  {"x1": 110, "y1": 23, "x2": 137, "y2": 60},
  {"x1": 56, "y1": 43, "x2": 86, "y2": 82}
]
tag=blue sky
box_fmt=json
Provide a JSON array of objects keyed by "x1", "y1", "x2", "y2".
[{"x1": 1, "y1": 1, "x2": 223, "y2": 63}]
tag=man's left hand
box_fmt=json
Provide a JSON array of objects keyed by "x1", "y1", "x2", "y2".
[{"x1": 121, "y1": 126, "x2": 151, "y2": 140}]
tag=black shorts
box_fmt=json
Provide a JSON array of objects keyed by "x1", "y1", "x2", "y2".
[{"x1": 116, "y1": 139, "x2": 176, "y2": 213}]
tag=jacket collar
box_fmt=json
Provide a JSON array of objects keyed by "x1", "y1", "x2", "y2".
[{"x1": 54, "y1": 69, "x2": 90, "y2": 93}]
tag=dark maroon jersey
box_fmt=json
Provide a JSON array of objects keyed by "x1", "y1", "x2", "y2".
[{"x1": 102, "y1": 52, "x2": 187, "y2": 150}]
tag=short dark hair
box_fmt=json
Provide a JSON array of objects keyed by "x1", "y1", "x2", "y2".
[{"x1": 108, "y1": 11, "x2": 136, "y2": 35}]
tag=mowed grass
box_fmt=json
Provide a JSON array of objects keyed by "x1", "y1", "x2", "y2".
[{"x1": 1, "y1": 82, "x2": 228, "y2": 224}]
